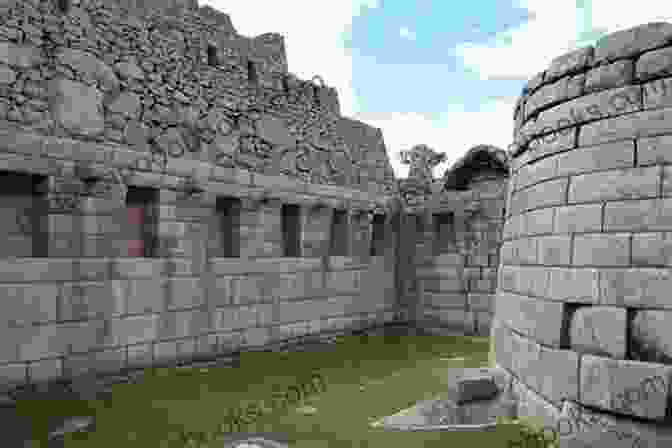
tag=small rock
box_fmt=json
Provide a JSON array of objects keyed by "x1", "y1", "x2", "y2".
[
  {"x1": 48, "y1": 416, "x2": 95, "y2": 440},
  {"x1": 295, "y1": 405, "x2": 317, "y2": 415},
  {"x1": 457, "y1": 375, "x2": 500, "y2": 404}
]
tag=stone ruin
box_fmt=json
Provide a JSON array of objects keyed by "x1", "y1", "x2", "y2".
[
  {"x1": 0, "y1": 0, "x2": 509, "y2": 404},
  {"x1": 493, "y1": 21, "x2": 672, "y2": 445}
]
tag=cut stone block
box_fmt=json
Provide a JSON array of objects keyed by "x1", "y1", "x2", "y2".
[{"x1": 456, "y1": 375, "x2": 500, "y2": 404}]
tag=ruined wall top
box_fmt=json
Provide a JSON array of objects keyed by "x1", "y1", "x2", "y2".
[
  {"x1": 441, "y1": 144, "x2": 508, "y2": 191},
  {"x1": 512, "y1": 22, "x2": 672, "y2": 164},
  {"x1": 0, "y1": 0, "x2": 396, "y2": 195}
]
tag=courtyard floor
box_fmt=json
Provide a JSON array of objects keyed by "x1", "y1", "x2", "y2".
[{"x1": 15, "y1": 332, "x2": 531, "y2": 447}]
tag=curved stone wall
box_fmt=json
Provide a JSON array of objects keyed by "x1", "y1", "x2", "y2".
[{"x1": 495, "y1": 22, "x2": 672, "y2": 444}]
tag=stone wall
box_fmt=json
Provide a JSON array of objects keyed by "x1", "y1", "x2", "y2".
[
  {"x1": 0, "y1": 0, "x2": 512, "y2": 395},
  {"x1": 405, "y1": 146, "x2": 508, "y2": 338},
  {"x1": 495, "y1": 22, "x2": 672, "y2": 445},
  {"x1": 0, "y1": 0, "x2": 400, "y2": 392}
]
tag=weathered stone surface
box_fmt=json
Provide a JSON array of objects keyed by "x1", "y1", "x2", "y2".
[
  {"x1": 631, "y1": 309, "x2": 672, "y2": 363},
  {"x1": 567, "y1": 166, "x2": 659, "y2": 203},
  {"x1": 56, "y1": 48, "x2": 119, "y2": 91},
  {"x1": 642, "y1": 76, "x2": 672, "y2": 109},
  {"x1": 535, "y1": 235, "x2": 571, "y2": 265},
  {"x1": 554, "y1": 139, "x2": 634, "y2": 177},
  {"x1": 553, "y1": 203, "x2": 602, "y2": 234},
  {"x1": 584, "y1": 60, "x2": 634, "y2": 93},
  {"x1": 456, "y1": 375, "x2": 499, "y2": 404},
  {"x1": 572, "y1": 233, "x2": 631, "y2": 266},
  {"x1": 570, "y1": 306, "x2": 627, "y2": 358},
  {"x1": 638, "y1": 134, "x2": 672, "y2": 165},
  {"x1": 546, "y1": 267, "x2": 599, "y2": 304},
  {"x1": 0, "y1": 42, "x2": 43, "y2": 68},
  {"x1": 546, "y1": 47, "x2": 594, "y2": 81},
  {"x1": 637, "y1": 46, "x2": 672, "y2": 81},
  {"x1": 578, "y1": 103, "x2": 672, "y2": 147},
  {"x1": 599, "y1": 267, "x2": 672, "y2": 309},
  {"x1": 579, "y1": 354, "x2": 672, "y2": 420},
  {"x1": 593, "y1": 22, "x2": 672, "y2": 63},
  {"x1": 50, "y1": 78, "x2": 104, "y2": 137},
  {"x1": 0, "y1": 64, "x2": 15, "y2": 84},
  {"x1": 631, "y1": 232, "x2": 672, "y2": 266},
  {"x1": 495, "y1": 291, "x2": 564, "y2": 347},
  {"x1": 529, "y1": 85, "x2": 642, "y2": 141},
  {"x1": 524, "y1": 74, "x2": 585, "y2": 120},
  {"x1": 106, "y1": 91, "x2": 141, "y2": 118}
]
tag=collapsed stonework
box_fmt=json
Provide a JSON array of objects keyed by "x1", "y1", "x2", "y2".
[
  {"x1": 0, "y1": 0, "x2": 509, "y2": 395},
  {"x1": 494, "y1": 21, "x2": 672, "y2": 445}
]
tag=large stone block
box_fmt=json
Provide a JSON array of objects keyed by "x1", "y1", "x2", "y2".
[
  {"x1": 514, "y1": 154, "x2": 557, "y2": 191},
  {"x1": 553, "y1": 203, "x2": 603, "y2": 234},
  {"x1": 50, "y1": 78, "x2": 104, "y2": 137},
  {"x1": 165, "y1": 277, "x2": 204, "y2": 310},
  {"x1": 509, "y1": 177, "x2": 568, "y2": 216},
  {"x1": 535, "y1": 345, "x2": 580, "y2": 404},
  {"x1": 631, "y1": 232, "x2": 672, "y2": 266},
  {"x1": 637, "y1": 47, "x2": 672, "y2": 81},
  {"x1": 524, "y1": 74, "x2": 585, "y2": 120},
  {"x1": 546, "y1": 47, "x2": 593, "y2": 80},
  {"x1": 546, "y1": 267, "x2": 600, "y2": 304},
  {"x1": 521, "y1": 206, "x2": 556, "y2": 237},
  {"x1": 578, "y1": 106, "x2": 672, "y2": 147},
  {"x1": 572, "y1": 233, "x2": 631, "y2": 266},
  {"x1": 109, "y1": 314, "x2": 159, "y2": 347},
  {"x1": 423, "y1": 292, "x2": 467, "y2": 309},
  {"x1": 536, "y1": 235, "x2": 571, "y2": 265},
  {"x1": 0, "y1": 42, "x2": 43, "y2": 68},
  {"x1": 59, "y1": 282, "x2": 125, "y2": 321},
  {"x1": 638, "y1": 134, "x2": 672, "y2": 165},
  {"x1": 554, "y1": 139, "x2": 635, "y2": 178},
  {"x1": 558, "y1": 400, "x2": 672, "y2": 447},
  {"x1": 495, "y1": 291, "x2": 564, "y2": 347},
  {"x1": 567, "y1": 166, "x2": 659, "y2": 203},
  {"x1": 599, "y1": 268, "x2": 672, "y2": 309},
  {"x1": 593, "y1": 22, "x2": 672, "y2": 63},
  {"x1": 603, "y1": 198, "x2": 661, "y2": 232},
  {"x1": 642, "y1": 76, "x2": 672, "y2": 109},
  {"x1": 569, "y1": 305, "x2": 627, "y2": 358},
  {"x1": 122, "y1": 278, "x2": 165, "y2": 315},
  {"x1": 579, "y1": 354, "x2": 672, "y2": 420},
  {"x1": 584, "y1": 60, "x2": 634, "y2": 93},
  {"x1": 0, "y1": 283, "x2": 58, "y2": 327},
  {"x1": 631, "y1": 309, "x2": 672, "y2": 363},
  {"x1": 532, "y1": 85, "x2": 642, "y2": 139}
]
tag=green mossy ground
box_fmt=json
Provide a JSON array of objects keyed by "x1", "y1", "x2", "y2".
[{"x1": 17, "y1": 333, "x2": 540, "y2": 447}]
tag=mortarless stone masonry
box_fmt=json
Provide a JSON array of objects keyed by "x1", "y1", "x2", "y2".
[
  {"x1": 496, "y1": 21, "x2": 672, "y2": 445},
  {"x1": 0, "y1": 0, "x2": 509, "y2": 394}
]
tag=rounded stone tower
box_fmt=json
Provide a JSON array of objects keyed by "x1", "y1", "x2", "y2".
[{"x1": 492, "y1": 22, "x2": 672, "y2": 445}]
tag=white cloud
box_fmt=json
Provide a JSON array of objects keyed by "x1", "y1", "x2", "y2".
[
  {"x1": 455, "y1": 1, "x2": 583, "y2": 80},
  {"x1": 356, "y1": 97, "x2": 517, "y2": 178},
  {"x1": 399, "y1": 26, "x2": 416, "y2": 40},
  {"x1": 455, "y1": 1, "x2": 672, "y2": 81},
  {"x1": 197, "y1": 1, "x2": 515, "y2": 179}
]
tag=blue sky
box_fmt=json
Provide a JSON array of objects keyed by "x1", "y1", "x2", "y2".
[{"x1": 200, "y1": 0, "x2": 672, "y2": 178}]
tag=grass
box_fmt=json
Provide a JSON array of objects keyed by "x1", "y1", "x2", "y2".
[{"x1": 17, "y1": 333, "x2": 538, "y2": 447}]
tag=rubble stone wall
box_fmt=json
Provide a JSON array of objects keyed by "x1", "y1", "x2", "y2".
[{"x1": 496, "y1": 22, "x2": 672, "y2": 444}]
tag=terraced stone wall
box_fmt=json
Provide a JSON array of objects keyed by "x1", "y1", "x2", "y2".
[{"x1": 494, "y1": 22, "x2": 672, "y2": 444}]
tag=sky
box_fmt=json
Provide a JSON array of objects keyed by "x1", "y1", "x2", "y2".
[{"x1": 198, "y1": 0, "x2": 672, "y2": 178}]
